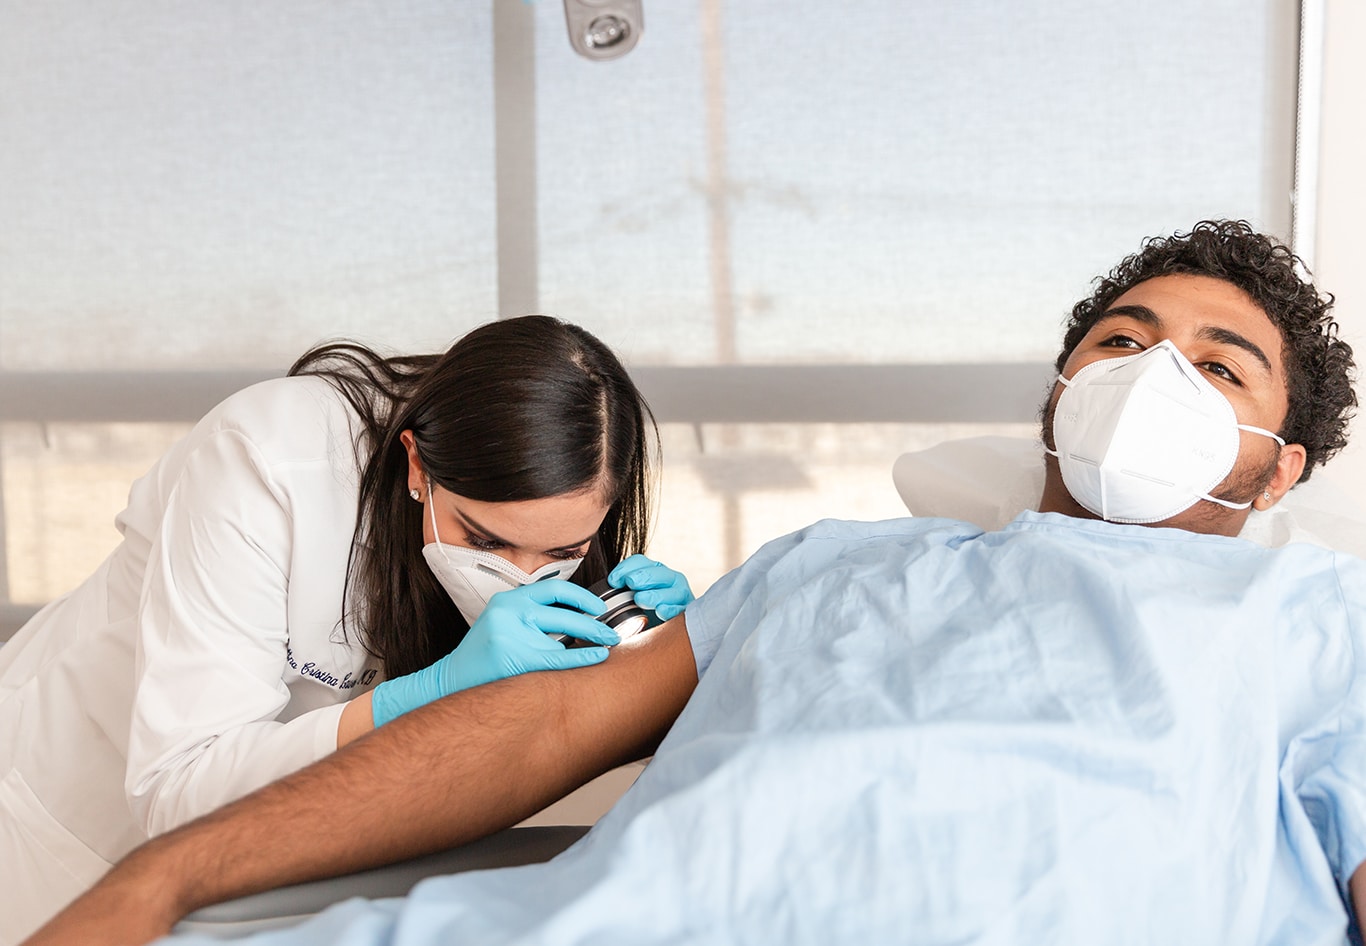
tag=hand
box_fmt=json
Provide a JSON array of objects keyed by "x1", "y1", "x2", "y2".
[
  {"x1": 370, "y1": 580, "x2": 616, "y2": 727},
  {"x1": 608, "y1": 554, "x2": 695, "y2": 622}
]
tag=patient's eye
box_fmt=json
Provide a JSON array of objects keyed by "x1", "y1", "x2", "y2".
[
  {"x1": 1100, "y1": 333, "x2": 1143, "y2": 350},
  {"x1": 1200, "y1": 361, "x2": 1241, "y2": 385}
]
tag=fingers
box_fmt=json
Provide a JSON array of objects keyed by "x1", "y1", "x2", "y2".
[
  {"x1": 609, "y1": 555, "x2": 682, "y2": 592},
  {"x1": 606, "y1": 556, "x2": 694, "y2": 626},
  {"x1": 530, "y1": 645, "x2": 610, "y2": 673},
  {"x1": 652, "y1": 602, "x2": 688, "y2": 622},
  {"x1": 524, "y1": 606, "x2": 620, "y2": 647},
  {"x1": 630, "y1": 586, "x2": 691, "y2": 609},
  {"x1": 514, "y1": 579, "x2": 607, "y2": 616},
  {"x1": 481, "y1": 581, "x2": 618, "y2": 646}
]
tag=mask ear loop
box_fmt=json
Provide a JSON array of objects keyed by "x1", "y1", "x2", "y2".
[
  {"x1": 1236, "y1": 424, "x2": 1286, "y2": 446},
  {"x1": 1199, "y1": 426, "x2": 1287, "y2": 510},
  {"x1": 1042, "y1": 372, "x2": 1075, "y2": 461},
  {"x1": 1199, "y1": 493, "x2": 1253, "y2": 511}
]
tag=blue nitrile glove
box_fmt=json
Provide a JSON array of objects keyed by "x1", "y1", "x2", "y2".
[
  {"x1": 370, "y1": 579, "x2": 616, "y2": 727},
  {"x1": 607, "y1": 554, "x2": 695, "y2": 622}
]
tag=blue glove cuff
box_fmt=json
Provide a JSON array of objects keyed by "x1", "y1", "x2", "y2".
[{"x1": 370, "y1": 665, "x2": 441, "y2": 728}]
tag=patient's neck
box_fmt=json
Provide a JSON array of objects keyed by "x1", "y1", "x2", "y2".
[
  {"x1": 1036, "y1": 464, "x2": 1097, "y2": 521},
  {"x1": 1036, "y1": 462, "x2": 1249, "y2": 537}
]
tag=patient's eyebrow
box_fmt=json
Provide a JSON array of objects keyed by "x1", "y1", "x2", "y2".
[
  {"x1": 1101, "y1": 304, "x2": 1163, "y2": 329},
  {"x1": 1199, "y1": 326, "x2": 1273, "y2": 375},
  {"x1": 1101, "y1": 304, "x2": 1273, "y2": 375}
]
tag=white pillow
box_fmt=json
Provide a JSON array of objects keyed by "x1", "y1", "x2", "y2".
[{"x1": 892, "y1": 435, "x2": 1366, "y2": 558}]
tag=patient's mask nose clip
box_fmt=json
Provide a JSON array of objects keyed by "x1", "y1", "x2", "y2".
[
  {"x1": 421, "y1": 485, "x2": 583, "y2": 626},
  {"x1": 1046, "y1": 340, "x2": 1284, "y2": 524}
]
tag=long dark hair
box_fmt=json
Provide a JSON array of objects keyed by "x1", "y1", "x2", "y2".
[{"x1": 288, "y1": 315, "x2": 658, "y2": 678}]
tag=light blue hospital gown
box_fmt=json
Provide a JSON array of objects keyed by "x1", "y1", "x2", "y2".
[{"x1": 168, "y1": 512, "x2": 1366, "y2": 946}]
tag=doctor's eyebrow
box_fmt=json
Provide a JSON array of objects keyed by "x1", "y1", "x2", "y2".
[
  {"x1": 453, "y1": 508, "x2": 596, "y2": 554},
  {"x1": 1100, "y1": 304, "x2": 1273, "y2": 375}
]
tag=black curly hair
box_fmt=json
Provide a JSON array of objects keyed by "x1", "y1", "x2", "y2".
[{"x1": 1053, "y1": 220, "x2": 1357, "y2": 482}]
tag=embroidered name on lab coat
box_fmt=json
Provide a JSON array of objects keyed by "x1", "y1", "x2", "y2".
[{"x1": 285, "y1": 644, "x2": 378, "y2": 690}]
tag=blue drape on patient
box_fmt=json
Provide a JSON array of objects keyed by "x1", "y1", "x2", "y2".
[{"x1": 169, "y1": 512, "x2": 1366, "y2": 946}]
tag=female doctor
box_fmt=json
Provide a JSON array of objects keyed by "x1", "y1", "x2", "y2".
[{"x1": 0, "y1": 315, "x2": 692, "y2": 944}]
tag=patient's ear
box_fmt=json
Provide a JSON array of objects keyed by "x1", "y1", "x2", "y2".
[{"x1": 1257, "y1": 443, "x2": 1307, "y2": 509}]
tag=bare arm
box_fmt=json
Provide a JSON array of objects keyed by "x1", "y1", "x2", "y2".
[
  {"x1": 23, "y1": 616, "x2": 698, "y2": 946},
  {"x1": 1352, "y1": 860, "x2": 1366, "y2": 935}
]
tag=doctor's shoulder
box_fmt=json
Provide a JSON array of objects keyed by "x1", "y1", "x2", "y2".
[
  {"x1": 192, "y1": 375, "x2": 361, "y2": 460},
  {"x1": 115, "y1": 376, "x2": 365, "y2": 536},
  {"x1": 171, "y1": 377, "x2": 362, "y2": 478}
]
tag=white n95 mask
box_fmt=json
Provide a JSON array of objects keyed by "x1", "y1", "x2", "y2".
[
  {"x1": 1046, "y1": 339, "x2": 1285, "y2": 524},
  {"x1": 422, "y1": 486, "x2": 583, "y2": 625}
]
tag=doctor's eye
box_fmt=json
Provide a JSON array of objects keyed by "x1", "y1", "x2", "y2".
[
  {"x1": 465, "y1": 534, "x2": 505, "y2": 552},
  {"x1": 549, "y1": 545, "x2": 590, "y2": 561}
]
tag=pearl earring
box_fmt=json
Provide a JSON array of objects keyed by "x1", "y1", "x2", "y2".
[{"x1": 410, "y1": 488, "x2": 420, "y2": 501}]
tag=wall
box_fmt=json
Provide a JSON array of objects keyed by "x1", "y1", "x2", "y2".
[{"x1": 1316, "y1": 0, "x2": 1366, "y2": 507}]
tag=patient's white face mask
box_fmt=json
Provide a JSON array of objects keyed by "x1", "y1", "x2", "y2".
[
  {"x1": 1046, "y1": 339, "x2": 1285, "y2": 524},
  {"x1": 421, "y1": 484, "x2": 584, "y2": 626}
]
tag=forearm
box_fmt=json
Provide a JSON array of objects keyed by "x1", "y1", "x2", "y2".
[
  {"x1": 1352, "y1": 860, "x2": 1366, "y2": 935},
  {"x1": 23, "y1": 617, "x2": 697, "y2": 945},
  {"x1": 171, "y1": 621, "x2": 692, "y2": 898}
]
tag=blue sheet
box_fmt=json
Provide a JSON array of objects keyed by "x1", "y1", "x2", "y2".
[{"x1": 167, "y1": 512, "x2": 1366, "y2": 945}]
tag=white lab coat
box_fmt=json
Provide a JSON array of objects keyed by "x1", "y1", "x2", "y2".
[{"x1": 0, "y1": 376, "x2": 384, "y2": 944}]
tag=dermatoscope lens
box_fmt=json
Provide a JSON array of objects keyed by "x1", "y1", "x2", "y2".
[{"x1": 588, "y1": 579, "x2": 653, "y2": 639}]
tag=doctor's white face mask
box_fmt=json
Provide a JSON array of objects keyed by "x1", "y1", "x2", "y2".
[
  {"x1": 1046, "y1": 339, "x2": 1285, "y2": 524},
  {"x1": 421, "y1": 484, "x2": 584, "y2": 626}
]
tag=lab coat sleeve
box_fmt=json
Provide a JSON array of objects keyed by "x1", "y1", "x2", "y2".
[{"x1": 125, "y1": 427, "x2": 349, "y2": 838}]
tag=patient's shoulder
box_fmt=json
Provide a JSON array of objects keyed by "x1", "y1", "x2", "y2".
[{"x1": 788, "y1": 515, "x2": 982, "y2": 545}]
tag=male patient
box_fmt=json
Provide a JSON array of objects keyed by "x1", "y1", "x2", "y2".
[{"x1": 26, "y1": 220, "x2": 1365, "y2": 945}]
